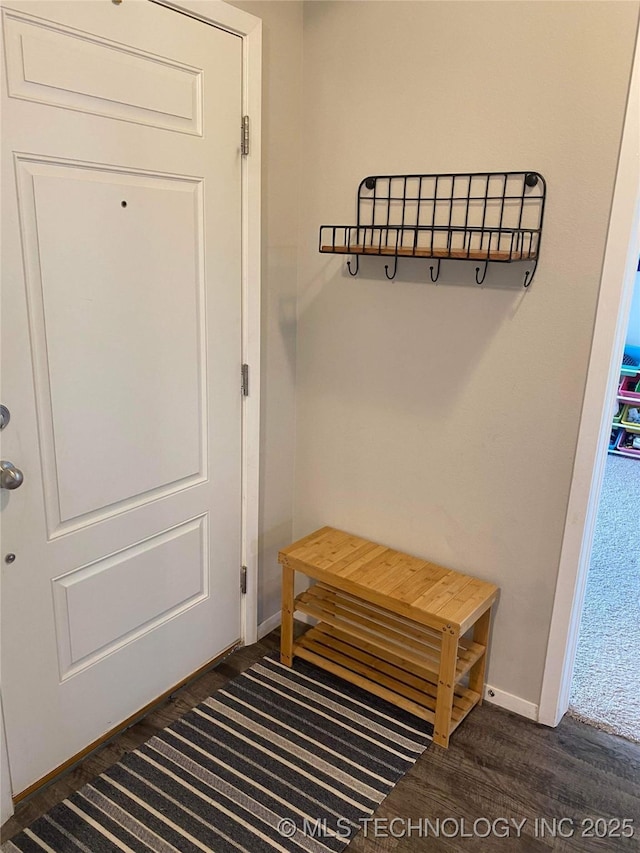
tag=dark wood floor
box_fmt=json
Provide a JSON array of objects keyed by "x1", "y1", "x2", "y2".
[{"x1": 3, "y1": 629, "x2": 639, "y2": 851}]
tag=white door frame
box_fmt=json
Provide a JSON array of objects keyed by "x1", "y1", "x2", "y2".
[
  {"x1": 0, "y1": 0, "x2": 260, "y2": 823},
  {"x1": 0, "y1": 695, "x2": 12, "y2": 825},
  {"x1": 153, "y1": 0, "x2": 262, "y2": 647},
  {"x1": 538, "y1": 31, "x2": 640, "y2": 727}
]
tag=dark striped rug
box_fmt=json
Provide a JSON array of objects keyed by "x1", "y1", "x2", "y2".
[{"x1": 3, "y1": 655, "x2": 432, "y2": 852}]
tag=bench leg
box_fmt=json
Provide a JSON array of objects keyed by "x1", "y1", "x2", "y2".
[
  {"x1": 280, "y1": 565, "x2": 295, "y2": 667},
  {"x1": 434, "y1": 628, "x2": 458, "y2": 748},
  {"x1": 468, "y1": 606, "x2": 492, "y2": 704}
]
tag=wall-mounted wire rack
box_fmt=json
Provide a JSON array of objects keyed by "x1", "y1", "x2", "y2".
[{"x1": 319, "y1": 171, "x2": 546, "y2": 287}]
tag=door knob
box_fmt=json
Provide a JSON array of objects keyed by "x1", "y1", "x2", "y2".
[{"x1": 0, "y1": 461, "x2": 24, "y2": 490}]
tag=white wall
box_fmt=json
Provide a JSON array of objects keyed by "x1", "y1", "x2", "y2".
[
  {"x1": 294, "y1": 1, "x2": 639, "y2": 706},
  {"x1": 229, "y1": 0, "x2": 302, "y2": 625}
]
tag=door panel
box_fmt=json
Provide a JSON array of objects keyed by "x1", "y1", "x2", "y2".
[
  {"x1": 4, "y1": 8, "x2": 202, "y2": 133},
  {"x1": 52, "y1": 516, "x2": 208, "y2": 678},
  {"x1": 1, "y1": 0, "x2": 243, "y2": 795},
  {"x1": 17, "y1": 157, "x2": 205, "y2": 526}
]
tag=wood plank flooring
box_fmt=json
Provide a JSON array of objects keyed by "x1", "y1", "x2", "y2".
[{"x1": 2, "y1": 628, "x2": 639, "y2": 852}]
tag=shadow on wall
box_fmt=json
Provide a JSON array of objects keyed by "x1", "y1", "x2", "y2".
[{"x1": 296, "y1": 253, "x2": 530, "y2": 419}]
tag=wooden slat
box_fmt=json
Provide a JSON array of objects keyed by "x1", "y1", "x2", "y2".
[
  {"x1": 296, "y1": 595, "x2": 443, "y2": 676},
  {"x1": 320, "y1": 245, "x2": 537, "y2": 262},
  {"x1": 454, "y1": 585, "x2": 498, "y2": 635},
  {"x1": 311, "y1": 624, "x2": 440, "y2": 701},
  {"x1": 299, "y1": 625, "x2": 480, "y2": 720},
  {"x1": 311, "y1": 584, "x2": 444, "y2": 645},
  {"x1": 313, "y1": 584, "x2": 484, "y2": 666},
  {"x1": 384, "y1": 561, "x2": 450, "y2": 603},
  {"x1": 293, "y1": 627, "x2": 480, "y2": 728},
  {"x1": 279, "y1": 526, "x2": 498, "y2": 631},
  {"x1": 452, "y1": 692, "x2": 478, "y2": 722},
  {"x1": 303, "y1": 586, "x2": 445, "y2": 652},
  {"x1": 310, "y1": 624, "x2": 480, "y2": 724},
  {"x1": 327, "y1": 543, "x2": 391, "y2": 578},
  {"x1": 296, "y1": 528, "x2": 355, "y2": 570},
  {"x1": 345, "y1": 549, "x2": 416, "y2": 588},
  {"x1": 293, "y1": 647, "x2": 436, "y2": 724},
  {"x1": 299, "y1": 633, "x2": 438, "y2": 711},
  {"x1": 298, "y1": 585, "x2": 485, "y2": 681},
  {"x1": 284, "y1": 556, "x2": 447, "y2": 627},
  {"x1": 412, "y1": 574, "x2": 477, "y2": 618}
]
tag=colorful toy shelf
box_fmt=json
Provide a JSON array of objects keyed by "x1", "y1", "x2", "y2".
[
  {"x1": 610, "y1": 346, "x2": 640, "y2": 459},
  {"x1": 618, "y1": 375, "x2": 640, "y2": 403},
  {"x1": 319, "y1": 171, "x2": 546, "y2": 286}
]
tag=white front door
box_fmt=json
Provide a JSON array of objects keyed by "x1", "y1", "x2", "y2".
[{"x1": 1, "y1": 0, "x2": 243, "y2": 795}]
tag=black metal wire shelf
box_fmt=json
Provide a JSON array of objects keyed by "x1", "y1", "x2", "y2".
[{"x1": 319, "y1": 171, "x2": 546, "y2": 286}]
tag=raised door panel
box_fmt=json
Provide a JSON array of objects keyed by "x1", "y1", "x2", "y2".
[
  {"x1": 52, "y1": 516, "x2": 208, "y2": 679},
  {"x1": 3, "y1": 9, "x2": 202, "y2": 133},
  {"x1": 16, "y1": 156, "x2": 205, "y2": 533}
]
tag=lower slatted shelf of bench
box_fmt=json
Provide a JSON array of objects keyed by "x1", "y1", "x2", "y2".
[
  {"x1": 294, "y1": 584, "x2": 485, "y2": 684},
  {"x1": 293, "y1": 624, "x2": 481, "y2": 730}
]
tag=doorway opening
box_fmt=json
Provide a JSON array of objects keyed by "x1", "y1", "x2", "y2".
[
  {"x1": 568, "y1": 270, "x2": 640, "y2": 742},
  {"x1": 538, "y1": 32, "x2": 640, "y2": 728}
]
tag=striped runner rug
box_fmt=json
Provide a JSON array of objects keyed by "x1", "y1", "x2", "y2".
[{"x1": 3, "y1": 655, "x2": 432, "y2": 852}]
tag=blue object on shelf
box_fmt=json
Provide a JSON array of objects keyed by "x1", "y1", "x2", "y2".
[{"x1": 623, "y1": 345, "x2": 640, "y2": 368}]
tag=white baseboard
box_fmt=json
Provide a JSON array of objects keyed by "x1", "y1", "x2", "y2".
[
  {"x1": 257, "y1": 612, "x2": 281, "y2": 640},
  {"x1": 484, "y1": 684, "x2": 539, "y2": 721},
  {"x1": 257, "y1": 611, "x2": 316, "y2": 641}
]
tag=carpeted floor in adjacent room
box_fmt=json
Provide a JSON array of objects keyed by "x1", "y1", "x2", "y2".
[{"x1": 569, "y1": 453, "x2": 640, "y2": 743}]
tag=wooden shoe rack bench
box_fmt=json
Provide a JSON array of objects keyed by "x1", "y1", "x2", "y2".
[{"x1": 279, "y1": 527, "x2": 499, "y2": 748}]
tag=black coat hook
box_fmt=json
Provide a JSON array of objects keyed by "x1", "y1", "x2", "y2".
[
  {"x1": 347, "y1": 255, "x2": 359, "y2": 276},
  {"x1": 384, "y1": 255, "x2": 398, "y2": 280},
  {"x1": 523, "y1": 259, "x2": 538, "y2": 288},
  {"x1": 429, "y1": 259, "x2": 441, "y2": 282},
  {"x1": 475, "y1": 261, "x2": 488, "y2": 285}
]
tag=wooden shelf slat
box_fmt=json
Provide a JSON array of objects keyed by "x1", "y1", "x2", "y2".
[
  {"x1": 280, "y1": 527, "x2": 498, "y2": 633},
  {"x1": 320, "y1": 245, "x2": 537, "y2": 262},
  {"x1": 293, "y1": 646, "x2": 435, "y2": 723},
  {"x1": 296, "y1": 585, "x2": 485, "y2": 683},
  {"x1": 296, "y1": 590, "x2": 442, "y2": 675},
  {"x1": 293, "y1": 626, "x2": 481, "y2": 727},
  {"x1": 312, "y1": 623, "x2": 440, "y2": 700}
]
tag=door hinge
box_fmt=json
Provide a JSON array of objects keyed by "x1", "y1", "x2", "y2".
[
  {"x1": 241, "y1": 116, "x2": 250, "y2": 155},
  {"x1": 240, "y1": 565, "x2": 247, "y2": 594},
  {"x1": 241, "y1": 363, "x2": 249, "y2": 397}
]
